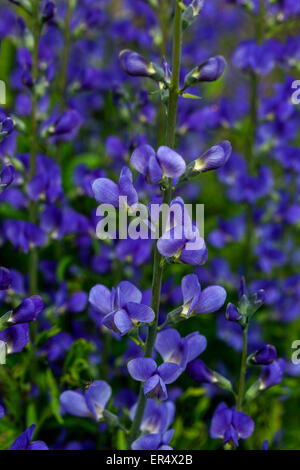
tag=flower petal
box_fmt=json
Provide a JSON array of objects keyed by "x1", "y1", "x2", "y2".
[
  {"x1": 89, "y1": 284, "x2": 112, "y2": 315},
  {"x1": 126, "y1": 302, "x2": 155, "y2": 323},
  {"x1": 59, "y1": 391, "x2": 91, "y2": 418},
  {"x1": 85, "y1": 380, "x2": 112, "y2": 420},
  {"x1": 92, "y1": 178, "x2": 120, "y2": 206},
  {"x1": 232, "y1": 410, "x2": 254, "y2": 439},
  {"x1": 155, "y1": 329, "x2": 181, "y2": 362},
  {"x1": 157, "y1": 146, "x2": 186, "y2": 178},
  {"x1": 128, "y1": 358, "x2": 157, "y2": 381},
  {"x1": 158, "y1": 362, "x2": 181, "y2": 384},
  {"x1": 131, "y1": 433, "x2": 161, "y2": 450},
  {"x1": 195, "y1": 286, "x2": 227, "y2": 314},
  {"x1": 131, "y1": 144, "x2": 155, "y2": 175}
]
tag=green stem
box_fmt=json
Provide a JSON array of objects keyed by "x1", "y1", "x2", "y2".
[
  {"x1": 127, "y1": 0, "x2": 182, "y2": 449},
  {"x1": 60, "y1": 0, "x2": 72, "y2": 108},
  {"x1": 29, "y1": 0, "x2": 40, "y2": 296},
  {"x1": 236, "y1": 326, "x2": 248, "y2": 411}
]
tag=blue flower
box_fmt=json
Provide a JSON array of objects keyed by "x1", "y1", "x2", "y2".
[
  {"x1": 89, "y1": 281, "x2": 154, "y2": 335},
  {"x1": 127, "y1": 358, "x2": 180, "y2": 401},
  {"x1": 210, "y1": 402, "x2": 254, "y2": 447},
  {"x1": 131, "y1": 144, "x2": 186, "y2": 184},
  {"x1": 132, "y1": 429, "x2": 174, "y2": 450},
  {"x1": 9, "y1": 425, "x2": 48, "y2": 450},
  {"x1": 92, "y1": 167, "x2": 138, "y2": 208},
  {"x1": 60, "y1": 380, "x2": 111, "y2": 421}
]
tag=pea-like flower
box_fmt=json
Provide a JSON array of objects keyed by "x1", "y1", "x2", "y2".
[
  {"x1": 127, "y1": 358, "x2": 180, "y2": 401},
  {"x1": 210, "y1": 402, "x2": 254, "y2": 447},
  {"x1": 250, "y1": 344, "x2": 277, "y2": 365},
  {"x1": 184, "y1": 56, "x2": 226, "y2": 88},
  {"x1": 60, "y1": 380, "x2": 111, "y2": 421},
  {"x1": 92, "y1": 167, "x2": 138, "y2": 208},
  {"x1": 10, "y1": 295, "x2": 44, "y2": 324},
  {"x1": 181, "y1": 273, "x2": 227, "y2": 317},
  {"x1": 182, "y1": 141, "x2": 232, "y2": 181},
  {"x1": 0, "y1": 164, "x2": 15, "y2": 190},
  {"x1": 0, "y1": 324, "x2": 30, "y2": 354},
  {"x1": 131, "y1": 144, "x2": 186, "y2": 184},
  {"x1": 130, "y1": 399, "x2": 175, "y2": 434},
  {"x1": 119, "y1": 50, "x2": 164, "y2": 82},
  {"x1": 155, "y1": 329, "x2": 207, "y2": 372},
  {"x1": 9, "y1": 424, "x2": 48, "y2": 450},
  {"x1": 0, "y1": 267, "x2": 11, "y2": 290},
  {"x1": 132, "y1": 429, "x2": 174, "y2": 450},
  {"x1": 89, "y1": 281, "x2": 154, "y2": 335}
]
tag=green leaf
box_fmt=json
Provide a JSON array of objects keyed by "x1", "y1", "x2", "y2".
[
  {"x1": 181, "y1": 93, "x2": 202, "y2": 100},
  {"x1": 46, "y1": 369, "x2": 63, "y2": 424},
  {"x1": 61, "y1": 338, "x2": 94, "y2": 388}
]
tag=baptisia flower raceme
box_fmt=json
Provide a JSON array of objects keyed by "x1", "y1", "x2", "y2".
[
  {"x1": 60, "y1": 381, "x2": 111, "y2": 421},
  {"x1": 210, "y1": 402, "x2": 254, "y2": 447},
  {"x1": 127, "y1": 358, "x2": 180, "y2": 401},
  {"x1": 131, "y1": 144, "x2": 186, "y2": 185},
  {"x1": 89, "y1": 281, "x2": 154, "y2": 335}
]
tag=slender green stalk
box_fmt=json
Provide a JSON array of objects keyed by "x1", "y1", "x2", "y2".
[
  {"x1": 236, "y1": 326, "x2": 248, "y2": 411},
  {"x1": 60, "y1": 0, "x2": 72, "y2": 108},
  {"x1": 127, "y1": 1, "x2": 182, "y2": 448},
  {"x1": 29, "y1": 0, "x2": 40, "y2": 296}
]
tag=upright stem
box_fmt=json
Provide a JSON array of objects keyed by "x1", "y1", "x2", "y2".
[
  {"x1": 29, "y1": 0, "x2": 40, "y2": 296},
  {"x1": 127, "y1": 1, "x2": 182, "y2": 448},
  {"x1": 236, "y1": 326, "x2": 248, "y2": 411},
  {"x1": 60, "y1": 0, "x2": 72, "y2": 108}
]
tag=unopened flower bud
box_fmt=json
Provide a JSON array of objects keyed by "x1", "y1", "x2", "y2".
[
  {"x1": 184, "y1": 56, "x2": 226, "y2": 88},
  {"x1": 119, "y1": 50, "x2": 164, "y2": 82},
  {"x1": 250, "y1": 345, "x2": 277, "y2": 365},
  {"x1": 226, "y1": 303, "x2": 242, "y2": 322}
]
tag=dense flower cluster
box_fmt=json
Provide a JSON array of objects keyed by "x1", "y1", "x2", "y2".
[{"x1": 0, "y1": 0, "x2": 299, "y2": 451}]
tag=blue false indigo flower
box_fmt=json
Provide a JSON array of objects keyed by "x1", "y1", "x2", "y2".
[
  {"x1": 127, "y1": 358, "x2": 180, "y2": 401},
  {"x1": 180, "y1": 273, "x2": 227, "y2": 317},
  {"x1": 89, "y1": 281, "x2": 154, "y2": 336},
  {"x1": 119, "y1": 50, "x2": 164, "y2": 82},
  {"x1": 9, "y1": 425, "x2": 48, "y2": 450},
  {"x1": 60, "y1": 380, "x2": 111, "y2": 421},
  {"x1": 226, "y1": 303, "x2": 242, "y2": 322},
  {"x1": 44, "y1": 109, "x2": 82, "y2": 141},
  {"x1": 42, "y1": 1, "x2": 56, "y2": 21},
  {"x1": 187, "y1": 359, "x2": 233, "y2": 392},
  {"x1": 0, "y1": 164, "x2": 15, "y2": 190},
  {"x1": 0, "y1": 267, "x2": 12, "y2": 290},
  {"x1": 210, "y1": 402, "x2": 254, "y2": 447},
  {"x1": 10, "y1": 295, "x2": 44, "y2": 324},
  {"x1": 155, "y1": 329, "x2": 207, "y2": 372},
  {"x1": 3, "y1": 220, "x2": 46, "y2": 253},
  {"x1": 130, "y1": 399, "x2": 175, "y2": 434},
  {"x1": 66, "y1": 291, "x2": 88, "y2": 314},
  {"x1": 0, "y1": 112, "x2": 14, "y2": 138},
  {"x1": 131, "y1": 144, "x2": 186, "y2": 184},
  {"x1": 238, "y1": 276, "x2": 248, "y2": 300},
  {"x1": 191, "y1": 141, "x2": 232, "y2": 175},
  {"x1": 250, "y1": 345, "x2": 277, "y2": 365},
  {"x1": 259, "y1": 359, "x2": 285, "y2": 390},
  {"x1": 132, "y1": 429, "x2": 174, "y2": 450},
  {"x1": 157, "y1": 225, "x2": 207, "y2": 266},
  {"x1": 0, "y1": 324, "x2": 30, "y2": 353},
  {"x1": 92, "y1": 167, "x2": 138, "y2": 208},
  {"x1": 187, "y1": 359, "x2": 215, "y2": 383},
  {"x1": 246, "y1": 359, "x2": 285, "y2": 402},
  {"x1": 184, "y1": 56, "x2": 226, "y2": 88}
]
